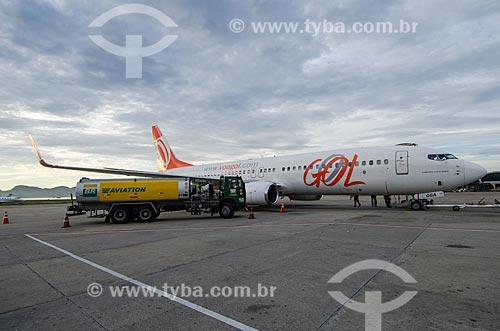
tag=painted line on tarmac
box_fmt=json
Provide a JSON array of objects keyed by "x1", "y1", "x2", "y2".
[
  {"x1": 339, "y1": 222, "x2": 500, "y2": 233},
  {"x1": 25, "y1": 234, "x2": 259, "y2": 331},
  {"x1": 27, "y1": 221, "x2": 500, "y2": 237}
]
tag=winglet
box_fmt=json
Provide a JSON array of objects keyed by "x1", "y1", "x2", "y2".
[
  {"x1": 28, "y1": 135, "x2": 54, "y2": 168},
  {"x1": 152, "y1": 125, "x2": 193, "y2": 170}
]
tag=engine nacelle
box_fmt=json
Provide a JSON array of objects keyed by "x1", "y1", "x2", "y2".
[
  {"x1": 288, "y1": 194, "x2": 323, "y2": 201},
  {"x1": 245, "y1": 181, "x2": 279, "y2": 205}
]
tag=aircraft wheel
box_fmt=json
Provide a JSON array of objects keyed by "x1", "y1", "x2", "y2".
[{"x1": 410, "y1": 200, "x2": 423, "y2": 211}]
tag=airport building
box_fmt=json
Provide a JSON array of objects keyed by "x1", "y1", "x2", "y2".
[{"x1": 482, "y1": 171, "x2": 500, "y2": 190}]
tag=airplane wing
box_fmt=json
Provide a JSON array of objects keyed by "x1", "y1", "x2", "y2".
[{"x1": 29, "y1": 135, "x2": 187, "y2": 178}]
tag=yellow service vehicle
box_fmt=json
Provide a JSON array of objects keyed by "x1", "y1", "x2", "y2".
[{"x1": 72, "y1": 176, "x2": 246, "y2": 223}]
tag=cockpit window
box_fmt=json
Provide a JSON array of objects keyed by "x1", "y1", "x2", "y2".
[{"x1": 428, "y1": 154, "x2": 458, "y2": 161}]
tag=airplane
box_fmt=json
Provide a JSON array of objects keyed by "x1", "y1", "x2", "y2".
[
  {"x1": 29, "y1": 125, "x2": 487, "y2": 209},
  {"x1": 0, "y1": 194, "x2": 24, "y2": 203}
]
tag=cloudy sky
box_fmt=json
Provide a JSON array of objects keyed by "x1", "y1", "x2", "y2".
[{"x1": 1, "y1": 0, "x2": 499, "y2": 190}]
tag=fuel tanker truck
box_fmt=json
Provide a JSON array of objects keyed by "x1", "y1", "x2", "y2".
[{"x1": 71, "y1": 176, "x2": 246, "y2": 223}]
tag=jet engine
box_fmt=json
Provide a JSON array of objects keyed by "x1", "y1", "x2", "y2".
[
  {"x1": 288, "y1": 194, "x2": 323, "y2": 201},
  {"x1": 245, "y1": 181, "x2": 279, "y2": 205}
]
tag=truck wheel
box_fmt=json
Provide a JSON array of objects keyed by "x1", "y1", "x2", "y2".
[
  {"x1": 137, "y1": 206, "x2": 155, "y2": 223},
  {"x1": 219, "y1": 202, "x2": 235, "y2": 219},
  {"x1": 110, "y1": 207, "x2": 131, "y2": 224},
  {"x1": 410, "y1": 200, "x2": 422, "y2": 211}
]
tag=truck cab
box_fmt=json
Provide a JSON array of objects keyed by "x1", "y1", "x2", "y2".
[
  {"x1": 217, "y1": 176, "x2": 246, "y2": 218},
  {"x1": 187, "y1": 176, "x2": 246, "y2": 219}
]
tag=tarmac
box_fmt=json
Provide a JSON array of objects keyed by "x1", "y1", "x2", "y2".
[{"x1": 1, "y1": 192, "x2": 499, "y2": 331}]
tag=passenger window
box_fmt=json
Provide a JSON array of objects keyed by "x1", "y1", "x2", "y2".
[
  {"x1": 377, "y1": 160, "x2": 381, "y2": 165},
  {"x1": 362, "y1": 161, "x2": 366, "y2": 166},
  {"x1": 298, "y1": 166, "x2": 301, "y2": 170},
  {"x1": 293, "y1": 166, "x2": 296, "y2": 171},
  {"x1": 287, "y1": 166, "x2": 291, "y2": 171},
  {"x1": 369, "y1": 160, "x2": 374, "y2": 165},
  {"x1": 272, "y1": 168, "x2": 275, "y2": 172},
  {"x1": 348, "y1": 162, "x2": 352, "y2": 167},
  {"x1": 355, "y1": 161, "x2": 359, "y2": 166},
  {"x1": 282, "y1": 167, "x2": 285, "y2": 172},
  {"x1": 316, "y1": 164, "x2": 319, "y2": 169},
  {"x1": 264, "y1": 169, "x2": 267, "y2": 173},
  {"x1": 384, "y1": 159, "x2": 389, "y2": 165}
]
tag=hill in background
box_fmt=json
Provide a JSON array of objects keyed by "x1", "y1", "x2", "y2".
[{"x1": 0, "y1": 185, "x2": 75, "y2": 198}]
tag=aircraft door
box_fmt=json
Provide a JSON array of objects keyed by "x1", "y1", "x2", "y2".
[{"x1": 395, "y1": 151, "x2": 409, "y2": 175}]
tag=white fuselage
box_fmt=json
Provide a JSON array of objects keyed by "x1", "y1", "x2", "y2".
[
  {"x1": 0, "y1": 196, "x2": 23, "y2": 203},
  {"x1": 162, "y1": 145, "x2": 485, "y2": 196}
]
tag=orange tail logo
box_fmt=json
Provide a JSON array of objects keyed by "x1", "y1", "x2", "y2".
[{"x1": 152, "y1": 125, "x2": 193, "y2": 170}]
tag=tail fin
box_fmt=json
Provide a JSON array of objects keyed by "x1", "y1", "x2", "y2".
[{"x1": 152, "y1": 125, "x2": 193, "y2": 171}]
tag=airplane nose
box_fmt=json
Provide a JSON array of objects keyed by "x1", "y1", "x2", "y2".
[{"x1": 463, "y1": 161, "x2": 487, "y2": 185}]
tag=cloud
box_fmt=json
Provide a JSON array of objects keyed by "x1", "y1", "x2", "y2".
[{"x1": 0, "y1": 0, "x2": 499, "y2": 189}]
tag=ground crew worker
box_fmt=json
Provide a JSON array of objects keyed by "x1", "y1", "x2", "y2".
[
  {"x1": 384, "y1": 195, "x2": 392, "y2": 208},
  {"x1": 353, "y1": 194, "x2": 361, "y2": 207}
]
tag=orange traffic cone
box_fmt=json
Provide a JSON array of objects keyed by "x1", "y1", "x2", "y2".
[
  {"x1": 61, "y1": 215, "x2": 71, "y2": 228},
  {"x1": 3, "y1": 211, "x2": 9, "y2": 224},
  {"x1": 248, "y1": 207, "x2": 255, "y2": 219},
  {"x1": 280, "y1": 202, "x2": 285, "y2": 213}
]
